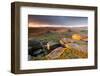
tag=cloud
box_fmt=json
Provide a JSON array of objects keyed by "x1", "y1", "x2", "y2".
[{"x1": 28, "y1": 15, "x2": 88, "y2": 27}]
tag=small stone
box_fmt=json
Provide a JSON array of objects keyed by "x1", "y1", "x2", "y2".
[
  {"x1": 64, "y1": 43, "x2": 87, "y2": 52},
  {"x1": 72, "y1": 34, "x2": 82, "y2": 40},
  {"x1": 46, "y1": 47, "x2": 64, "y2": 59},
  {"x1": 82, "y1": 38, "x2": 88, "y2": 42},
  {"x1": 60, "y1": 38, "x2": 75, "y2": 45},
  {"x1": 46, "y1": 41, "x2": 61, "y2": 50},
  {"x1": 29, "y1": 49, "x2": 46, "y2": 57},
  {"x1": 28, "y1": 39, "x2": 43, "y2": 50}
]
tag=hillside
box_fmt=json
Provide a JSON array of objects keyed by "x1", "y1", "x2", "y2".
[
  {"x1": 28, "y1": 27, "x2": 87, "y2": 38},
  {"x1": 28, "y1": 26, "x2": 88, "y2": 60}
]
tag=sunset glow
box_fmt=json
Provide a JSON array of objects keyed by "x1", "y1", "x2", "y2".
[{"x1": 28, "y1": 22, "x2": 87, "y2": 27}]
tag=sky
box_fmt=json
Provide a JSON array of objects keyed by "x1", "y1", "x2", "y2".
[{"x1": 28, "y1": 15, "x2": 88, "y2": 27}]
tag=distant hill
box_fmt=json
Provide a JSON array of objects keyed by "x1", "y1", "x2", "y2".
[
  {"x1": 28, "y1": 27, "x2": 87, "y2": 37},
  {"x1": 28, "y1": 27, "x2": 69, "y2": 37}
]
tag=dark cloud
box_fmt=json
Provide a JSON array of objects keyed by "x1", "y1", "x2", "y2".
[{"x1": 28, "y1": 15, "x2": 88, "y2": 26}]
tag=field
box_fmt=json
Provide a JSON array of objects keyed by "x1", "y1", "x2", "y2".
[{"x1": 28, "y1": 27, "x2": 88, "y2": 60}]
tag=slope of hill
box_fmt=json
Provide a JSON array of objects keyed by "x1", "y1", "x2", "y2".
[
  {"x1": 28, "y1": 27, "x2": 69, "y2": 37},
  {"x1": 28, "y1": 27, "x2": 87, "y2": 37},
  {"x1": 28, "y1": 26, "x2": 88, "y2": 60}
]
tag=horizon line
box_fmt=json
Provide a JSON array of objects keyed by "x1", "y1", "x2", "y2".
[{"x1": 29, "y1": 25, "x2": 88, "y2": 28}]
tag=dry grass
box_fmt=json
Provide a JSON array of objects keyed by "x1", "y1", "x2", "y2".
[{"x1": 59, "y1": 47, "x2": 88, "y2": 59}]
